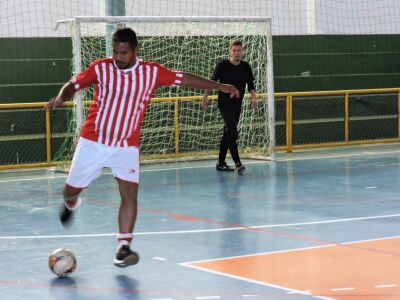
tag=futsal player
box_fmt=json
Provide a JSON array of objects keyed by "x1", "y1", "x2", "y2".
[
  {"x1": 202, "y1": 40, "x2": 257, "y2": 175},
  {"x1": 45, "y1": 27, "x2": 239, "y2": 267}
]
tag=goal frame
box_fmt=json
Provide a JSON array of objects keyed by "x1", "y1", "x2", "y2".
[{"x1": 56, "y1": 16, "x2": 276, "y2": 161}]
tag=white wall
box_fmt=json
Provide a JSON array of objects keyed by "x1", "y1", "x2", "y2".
[{"x1": 1, "y1": 0, "x2": 400, "y2": 37}]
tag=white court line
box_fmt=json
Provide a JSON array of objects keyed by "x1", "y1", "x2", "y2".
[
  {"x1": 2, "y1": 147, "x2": 400, "y2": 183},
  {"x1": 0, "y1": 175, "x2": 68, "y2": 183},
  {"x1": 153, "y1": 257, "x2": 167, "y2": 261},
  {"x1": 0, "y1": 161, "x2": 265, "y2": 183},
  {"x1": 287, "y1": 291, "x2": 311, "y2": 295},
  {"x1": 181, "y1": 235, "x2": 400, "y2": 264},
  {"x1": 0, "y1": 215, "x2": 399, "y2": 240},
  {"x1": 331, "y1": 287, "x2": 354, "y2": 291},
  {"x1": 180, "y1": 235, "x2": 400, "y2": 300},
  {"x1": 374, "y1": 284, "x2": 397, "y2": 288},
  {"x1": 180, "y1": 263, "x2": 333, "y2": 300},
  {"x1": 275, "y1": 149, "x2": 400, "y2": 162}
]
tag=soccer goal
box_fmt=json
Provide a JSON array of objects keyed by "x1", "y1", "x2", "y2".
[{"x1": 55, "y1": 16, "x2": 275, "y2": 164}]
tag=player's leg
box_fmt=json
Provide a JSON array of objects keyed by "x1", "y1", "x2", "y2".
[
  {"x1": 219, "y1": 105, "x2": 241, "y2": 168},
  {"x1": 60, "y1": 184, "x2": 83, "y2": 224},
  {"x1": 117, "y1": 179, "x2": 138, "y2": 234},
  {"x1": 216, "y1": 105, "x2": 235, "y2": 171},
  {"x1": 113, "y1": 179, "x2": 140, "y2": 267},
  {"x1": 108, "y1": 146, "x2": 140, "y2": 267},
  {"x1": 233, "y1": 103, "x2": 246, "y2": 175},
  {"x1": 216, "y1": 126, "x2": 233, "y2": 171},
  {"x1": 218, "y1": 126, "x2": 228, "y2": 164},
  {"x1": 60, "y1": 138, "x2": 105, "y2": 225}
]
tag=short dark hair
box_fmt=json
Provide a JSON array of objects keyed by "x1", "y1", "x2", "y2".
[
  {"x1": 112, "y1": 28, "x2": 138, "y2": 49},
  {"x1": 230, "y1": 40, "x2": 242, "y2": 49}
]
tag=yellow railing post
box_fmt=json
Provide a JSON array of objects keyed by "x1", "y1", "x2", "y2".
[
  {"x1": 398, "y1": 91, "x2": 400, "y2": 138},
  {"x1": 3, "y1": 87, "x2": 400, "y2": 170},
  {"x1": 45, "y1": 109, "x2": 52, "y2": 163},
  {"x1": 286, "y1": 93, "x2": 293, "y2": 152},
  {"x1": 345, "y1": 92, "x2": 349, "y2": 143},
  {"x1": 174, "y1": 98, "x2": 180, "y2": 156}
]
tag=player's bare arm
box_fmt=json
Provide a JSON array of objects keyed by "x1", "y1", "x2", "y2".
[
  {"x1": 201, "y1": 90, "x2": 210, "y2": 110},
  {"x1": 181, "y1": 72, "x2": 239, "y2": 98},
  {"x1": 45, "y1": 82, "x2": 76, "y2": 110},
  {"x1": 250, "y1": 89, "x2": 257, "y2": 109}
]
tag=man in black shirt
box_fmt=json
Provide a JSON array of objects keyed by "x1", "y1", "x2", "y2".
[{"x1": 202, "y1": 40, "x2": 256, "y2": 175}]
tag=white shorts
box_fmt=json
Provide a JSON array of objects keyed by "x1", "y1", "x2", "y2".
[{"x1": 66, "y1": 137, "x2": 140, "y2": 188}]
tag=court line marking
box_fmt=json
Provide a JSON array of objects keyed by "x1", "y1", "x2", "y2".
[
  {"x1": 331, "y1": 287, "x2": 355, "y2": 291},
  {"x1": 0, "y1": 161, "x2": 265, "y2": 183},
  {"x1": 179, "y1": 263, "x2": 333, "y2": 300},
  {"x1": 374, "y1": 284, "x2": 397, "y2": 288},
  {"x1": 287, "y1": 291, "x2": 311, "y2": 294},
  {"x1": 0, "y1": 175, "x2": 68, "y2": 183},
  {"x1": 275, "y1": 149, "x2": 400, "y2": 162},
  {"x1": 180, "y1": 235, "x2": 400, "y2": 263},
  {"x1": 153, "y1": 257, "x2": 167, "y2": 261},
  {"x1": 180, "y1": 236, "x2": 400, "y2": 300},
  {"x1": 0, "y1": 214, "x2": 399, "y2": 239},
  {"x1": 2, "y1": 147, "x2": 400, "y2": 183}
]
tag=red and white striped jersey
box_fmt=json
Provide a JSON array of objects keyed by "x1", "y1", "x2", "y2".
[{"x1": 70, "y1": 58, "x2": 183, "y2": 147}]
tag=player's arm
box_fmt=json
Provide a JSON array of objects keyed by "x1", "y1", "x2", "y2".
[
  {"x1": 45, "y1": 82, "x2": 76, "y2": 110},
  {"x1": 201, "y1": 90, "x2": 210, "y2": 110},
  {"x1": 247, "y1": 64, "x2": 257, "y2": 109},
  {"x1": 45, "y1": 61, "x2": 97, "y2": 110},
  {"x1": 202, "y1": 63, "x2": 220, "y2": 110},
  {"x1": 181, "y1": 72, "x2": 239, "y2": 98},
  {"x1": 250, "y1": 89, "x2": 257, "y2": 109}
]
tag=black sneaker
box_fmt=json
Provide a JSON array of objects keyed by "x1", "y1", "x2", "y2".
[
  {"x1": 59, "y1": 204, "x2": 73, "y2": 225},
  {"x1": 113, "y1": 245, "x2": 140, "y2": 267},
  {"x1": 59, "y1": 197, "x2": 81, "y2": 226},
  {"x1": 236, "y1": 163, "x2": 246, "y2": 175},
  {"x1": 216, "y1": 162, "x2": 234, "y2": 172}
]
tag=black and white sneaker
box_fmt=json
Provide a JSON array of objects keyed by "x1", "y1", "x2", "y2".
[
  {"x1": 216, "y1": 162, "x2": 234, "y2": 172},
  {"x1": 236, "y1": 163, "x2": 246, "y2": 175},
  {"x1": 59, "y1": 197, "x2": 81, "y2": 226},
  {"x1": 113, "y1": 245, "x2": 140, "y2": 267}
]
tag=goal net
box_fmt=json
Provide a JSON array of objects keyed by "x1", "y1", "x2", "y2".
[{"x1": 55, "y1": 16, "x2": 275, "y2": 164}]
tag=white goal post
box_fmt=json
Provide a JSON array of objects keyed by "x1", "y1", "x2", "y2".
[{"x1": 56, "y1": 16, "x2": 275, "y2": 162}]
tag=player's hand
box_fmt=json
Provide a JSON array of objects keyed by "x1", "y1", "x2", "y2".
[
  {"x1": 45, "y1": 97, "x2": 64, "y2": 110},
  {"x1": 201, "y1": 95, "x2": 209, "y2": 110},
  {"x1": 250, "y1": 96, "x2": 257, "y2": 110},
  {"x1": 220, "y1": 84, "x2": 239, "y2": 98}
]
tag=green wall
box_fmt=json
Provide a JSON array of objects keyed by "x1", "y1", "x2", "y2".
[
  {"x1": 1, "y1": 35, "x2": 400, "y2": 164},
  {"x1": 274, "y1": 35, "x2": 400, "y2": 92},
  {"x1": 1, "y1": 35, "x2": 400, "y2": 103},
  {"x1": 0, "y1": 38, "x2": 72, "y2": 103}
]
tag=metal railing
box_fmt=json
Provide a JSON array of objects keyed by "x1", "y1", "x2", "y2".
[
  {"x1": 1, "y1": 87, "x2": 400, "y2": 170},
  {"x1": 275, "y1": 87, "x2": 400, "y2": 152}
]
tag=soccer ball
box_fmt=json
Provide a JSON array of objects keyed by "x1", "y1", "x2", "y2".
[{"x1": 48, "y1": 248, "x2": 77, "y2": 277}]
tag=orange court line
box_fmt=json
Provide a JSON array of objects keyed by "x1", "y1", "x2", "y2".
[{"x1": 190, "y1": 236, "x2": 400, "y2": 299}]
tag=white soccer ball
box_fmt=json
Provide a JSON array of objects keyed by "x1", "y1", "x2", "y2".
[{"x1": 48, "y1": 248, "x2": 77, "y2": 277}]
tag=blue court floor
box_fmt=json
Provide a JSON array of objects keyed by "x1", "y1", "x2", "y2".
[{"x1": 0, "y1": 144, "x2": 400, "y2": 300}]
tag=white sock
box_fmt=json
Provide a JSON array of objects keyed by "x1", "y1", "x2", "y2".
[
  {"x1": 116, "y1": 233, "x2": 133, "y2": 251},
  {"x1": 65, "y1": 197, "x2": 82, "y2": 211}
]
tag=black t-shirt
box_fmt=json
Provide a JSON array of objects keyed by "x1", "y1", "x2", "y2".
[{"x1": 211, "y1": 59, "x2": 255, "y2": 105}]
